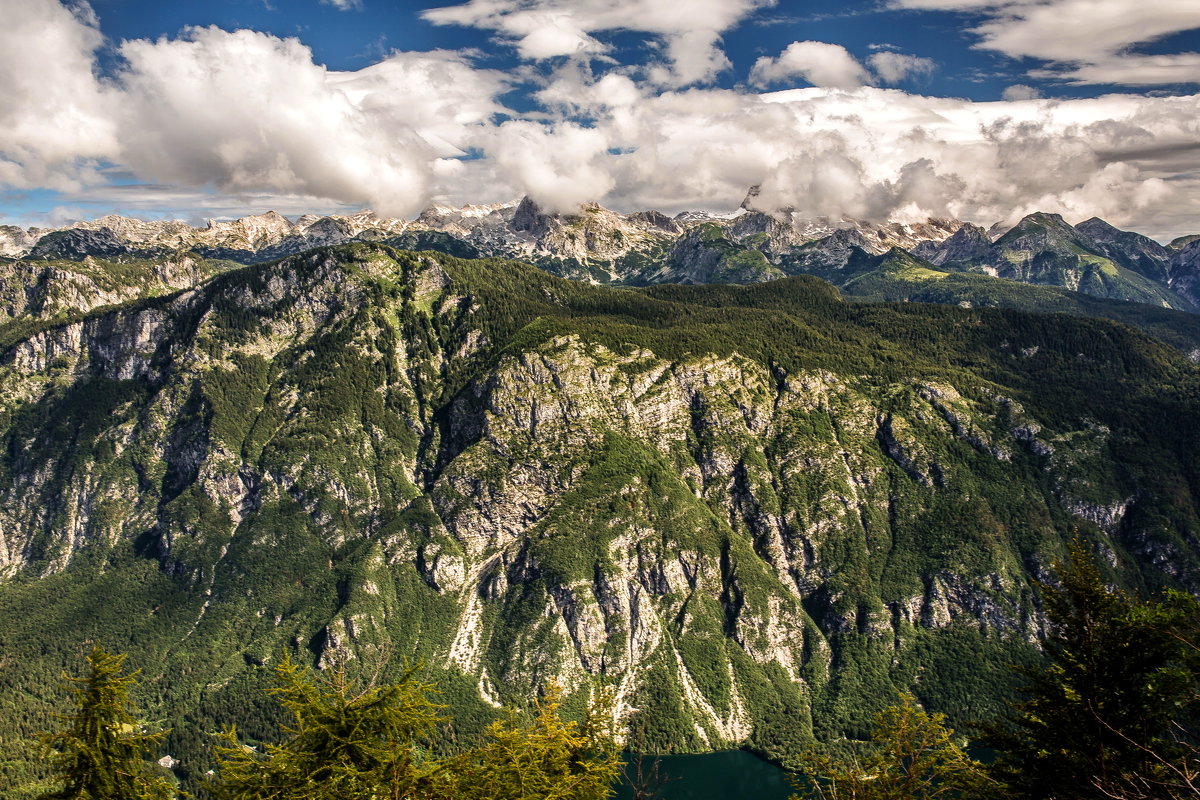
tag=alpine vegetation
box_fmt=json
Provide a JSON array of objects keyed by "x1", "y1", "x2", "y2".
[
  {"x1": 4, "y1": 0, "x2": 1200, "y2": 797},
  {"x1": 1, "y1": 239, "x2": 1198, "y2": 796}
]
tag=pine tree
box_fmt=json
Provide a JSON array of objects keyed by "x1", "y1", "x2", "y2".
[
  {"x1": 790, "y1": 694, "x2": 998, "y2": 800},
  {"x1": 38, "y1": 645, "x2": 175, "y2": 800},
  {"x1": 210, "y1": 656, "x2": 454, "y2": 800},
  {"x1": 454, "y1": 681, "x2": 621, "y2": 800},
  {"x1": 988, "y1": 540, "x2": 1200, "y2": 799}
]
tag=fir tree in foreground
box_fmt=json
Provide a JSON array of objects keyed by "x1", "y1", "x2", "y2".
[
  {"x1": 987, "y1": 541, "x2": 1200, "y2": 800},
  {"x1": 38, "y1": 645, "x2": 174, "y2": 800},
  {"x1": 455, "y1": 680, "x2": 621, "y2": 800},
  {"x1": 790, "y1": 694, "x2": 999, "y2": 800},
  {"x1": 210, "y1": 659, "x2": 620, "y2": 800},
  {"x1": 210, "y1": 657, "x2": 453, "y2": 800}
]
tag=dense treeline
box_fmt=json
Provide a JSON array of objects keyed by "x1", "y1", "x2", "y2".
[
  {"x1": 792, "y1": 541, "x2": 1200, "y2": 800},
  {"x1": 34, "y1": 649, "x2": 620, "y2": 800},
  {"x1": 3, "y1": 245, "x2": 1200, "y2": 797},
  {"x1": 29, "y1": 542, "x2": 1200, "y2": 800}
]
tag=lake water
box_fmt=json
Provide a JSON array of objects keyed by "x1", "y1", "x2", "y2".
[{"x1": 613, "y1": 750, "x2": 794, "y2": 800}]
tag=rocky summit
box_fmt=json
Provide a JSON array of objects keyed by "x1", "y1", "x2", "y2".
[
  {"x1": 0, "y1": 236, "x2": 1198, "y2": 794},
  {"x1": 4, "y1": 200, "x2": 1199, "y2": 314}
]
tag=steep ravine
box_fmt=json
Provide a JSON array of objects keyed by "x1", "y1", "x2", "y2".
[{"x1": 0, "y1": 243, "x2": 1197, "y2": 794}]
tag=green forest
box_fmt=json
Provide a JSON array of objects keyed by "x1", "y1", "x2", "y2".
[
  {"x1": 1, "y1": 244, "x2": 1198, "y2": 797},
  {"x1": 26, "y1": 543, "x2": 1200, "y2": 800}
]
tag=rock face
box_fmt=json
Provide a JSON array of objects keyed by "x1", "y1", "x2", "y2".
[
  {"x1": 1169, "y1": 234, "x2": 1200, "y2": 251},
  {"x1": 0, "y1": 254, "x2": 227, "y2": 326},
  {"x1": 779, "y1": 228, "x2": 880, "y2": 281},
  {"x1": 1, "y1": 243, "x2": 1197, "y2": 793},
  {"x1": 1170, "y1": 240, "x2": 1200, "y2": 308},
  {"x1": 29, "y1": 228, "x2": 133, "y2": 261},
  {"x1": 0, "y1": 224, "x2": 45, "y2": 257},
  {"x1": 984, "y1": 213, "x2": 1184, "y2": 306},
  {"x1": 912, "y1": 223, "x2": 992, "y2": 266},
  {"x1": 631, "y1": 224, "x2": 783, "y2": 285},
  {"x1": 1075, "y1": 216, "x2": 1172, "y2": 284}
]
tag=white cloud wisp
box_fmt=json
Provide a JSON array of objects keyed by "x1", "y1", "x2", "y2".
[
  {"x1": 891, "y1": 0, "x2": 1200, "y2": 86},
  {"x1": 421, "y1": 0, "x2": 777, "y2": 86}
]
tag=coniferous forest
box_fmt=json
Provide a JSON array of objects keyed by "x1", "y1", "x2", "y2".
[
  {"x1": 28, "y1": 541, "x2": 1200, "y2": 799},
  {"x1": 0, "y1": 242, "x2": 1197, "y2": 799}
]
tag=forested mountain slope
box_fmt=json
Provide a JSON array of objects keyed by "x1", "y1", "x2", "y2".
[{"x1": 0, "y1": 244, "x2": 1198, "y2": 795}]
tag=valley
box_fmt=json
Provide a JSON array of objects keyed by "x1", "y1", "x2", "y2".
[{"x1": 0, "y1": 228, "x2": 1197, "y2": 795}]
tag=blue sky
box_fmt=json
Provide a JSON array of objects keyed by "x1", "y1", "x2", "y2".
[
  {"x1": 2, "y1": 0, "x2": 1199, "y2": 237},
  {"x1": 83, "y1": 0, "x2": 1199, "y2": 99}
]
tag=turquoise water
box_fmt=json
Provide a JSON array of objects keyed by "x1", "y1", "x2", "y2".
[{"x1": 613, "y1": 750, "x2": 794, "y2": 800}]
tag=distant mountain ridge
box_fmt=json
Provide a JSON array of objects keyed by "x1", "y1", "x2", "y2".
[
  {"x1": 3, "y1": 200, "x2": 1199, "y2": 314},
  {"x1": 0, "y1": 199, "x2": 967, "y2": 274}
]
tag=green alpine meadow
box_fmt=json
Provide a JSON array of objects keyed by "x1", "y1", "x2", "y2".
[{"x1": 1, "y1": 240, "x2": 1198, "y2": 796}]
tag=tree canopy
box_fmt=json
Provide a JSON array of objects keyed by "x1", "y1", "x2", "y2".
[
  {"x1": 988, "y1": 541, "x2": 1200, "y2": 799},
  {"x1": 38, "y1": 645, "x2": 174, "y2": 800}
]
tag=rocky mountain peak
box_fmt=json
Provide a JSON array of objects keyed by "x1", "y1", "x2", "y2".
[
  {"x1": 29, "y1": 227, "x2": 130, "y2": 260},
  {"x1": 1075, "y1": 216, "x2": 1121, "y2": 236},
  {"x1": 912, "y1": 223, "x2": 991, "y2": 266},
  {"x1": 740, "y1": 184, "x2": 762, "y2": 210},
  {"x1": 626, "y1": 210, "x2": 683, "y2": 234},
  {"x1": 993, "y1": 212, "x2": 1089, "y2": 254},
  {"x1": 0, "y1": 224, "x2": 45, "y2": 258},
  {"x1": 779, "y1": 227, "x2": 876, "y2": 278},
  {"x1": 821, "y1": 227, "x2": 875, "y2": 253},
  {"x1": 1009, "y1": 211, "x2": 1073, "y2": 234},
  {"x1": 1169, "y1": 238, "x2": 1200, "y2": 307},
  {"x1": 1076, "y1": 216, "x2": 1171, "y2": 283},
  {"x1": 510, "y1": 196, "x2": 549, "y2": 234},
  {"x1": 1168, "y1": 233, "x2": 1200, "y2": 251},
  {"x1": 197, "y1": 210, "x2": 297, "y2": 250}
]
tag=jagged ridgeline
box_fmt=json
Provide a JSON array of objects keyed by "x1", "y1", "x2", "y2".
[{"x1": 1, "y1": 242, "x2": 1199, "y2": 794}]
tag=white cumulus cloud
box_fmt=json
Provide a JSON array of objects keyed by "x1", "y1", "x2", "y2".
[
  {"x1": 1002, "y1": 84, "x2": 1042, "y2": 101},
  {"x1": 114, "y1": 27, "x2": 509, "y2": 218},
  {"x1": 421, "y1": 0, "x2": 776, "y2": 86},
  {"x1": 0, "y1": 0, "x2": 118, "y2": 190},
  {"x1": 867, "y1": 51, "x2": 936, "y2": 84},
  {"x1": 750, "y1": 41, "x2": 873, "y2": 89}
]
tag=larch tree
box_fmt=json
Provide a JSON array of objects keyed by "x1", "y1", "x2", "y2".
[{"x1": 38, "y1": 645, "x2": 175, "y2": 800}]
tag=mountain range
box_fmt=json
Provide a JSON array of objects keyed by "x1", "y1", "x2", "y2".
[
  {"x1": 6, "y1": 196, "x2": 1200, "y2": 316},
  {"x1": 5, "y1": 198, "x2": 1200, "y2": 367},
  {"x1": 0, "y1": 199, "x2": 1199, "y2": 797}
]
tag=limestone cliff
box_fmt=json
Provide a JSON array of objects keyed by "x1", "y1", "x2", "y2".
[{"x1": 0, "y1": 243, "x2": 1197, "y2": 786}]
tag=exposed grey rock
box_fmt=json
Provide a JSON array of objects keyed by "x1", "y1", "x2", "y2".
[
  {"x1": 1076, "y1": 216, "x2": 1172, "y2": 283},
  {"x1": 912, "y1": 223, "x2": 991, "y2": 266},
  {"x1": 1170, "y1": 239, "x2": 1200, "y2": 307},
  {"x1": 30, "y1": 228, "x2": 131, "y2": 260}
]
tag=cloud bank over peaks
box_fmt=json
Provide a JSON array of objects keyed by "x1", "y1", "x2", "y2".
[
  {"x1": 3, "y1": 0, "x2": 1200, "y2": 239},
  {"x1": 550, "y1": 84, "x2": 1198, "y2": 237}
]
